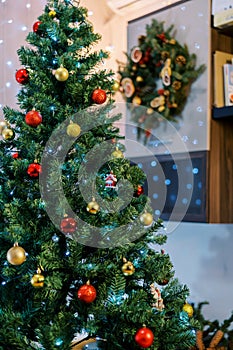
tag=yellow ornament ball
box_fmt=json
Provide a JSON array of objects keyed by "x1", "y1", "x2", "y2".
[
  {"x1": 66, "y1": 122, "x2": 81, "y2": 138},
  {"x1": 140, "y1": 212, "x2": 153, "y2": 226},
  {"x1": 7, "y1": 242, "x2": 26, "y2": 265},
  {"x1": 86, "y1": 198, "x2": 100, "y2": 214},
  {"x1": 136, "y1": 76, "x2": 143, "y2": 83},
  {"x1": 31, "y1": 268, "x2": 45, "y2": 288},
  {"x1": 183, "y1": 303, "x2": 194, "y2": 317},
  {"x1": 132, "y1": 96, "x2": 142, "y2": 105},
  {"x1": 55, "y1": 67, "x2": 69, "y2": 82},
  {"x1": 2, "y1": 128, "x2": 15, "y2": 140},
  {"x1": 112, "y1": 81, "x2": 120, "y2": 91}
]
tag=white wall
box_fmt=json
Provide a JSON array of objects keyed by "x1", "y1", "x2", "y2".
[
  {"x1": 164, "y1": 222, "x2": 233, "y2": 323},
  {"x1": 0, "y1": 0, "x2": 47, "y2": 111}
]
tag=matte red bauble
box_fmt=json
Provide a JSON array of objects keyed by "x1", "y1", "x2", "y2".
[
  {"x1": 25, "y1": 110, "x2": 42, "y2": 127},
  {"x1": 15, "y1": 69, "x2": 29, "y2": 84},
  {"x1": 33, "y1": 21, "x2": 42, "y2": 33},
  {"x1": 60, "y1": 217, "x2": 77, "y2": 233},
  {"x1": 91, "y1": 89, "x2": 107, "y2": 104},
  {"x1": 77, "y1": 283, "x2": 96, "y2": 303},
  {"x1": 134, "y1": 327, "x2": 154, "y2": 348},
  {"x1": 27, "y1": 163, "x2": 42, "y2": 177}
]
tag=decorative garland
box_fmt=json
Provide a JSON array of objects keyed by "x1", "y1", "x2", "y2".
[{"x1": 117, "y1": 19, "x2": 205, "y2": 141}]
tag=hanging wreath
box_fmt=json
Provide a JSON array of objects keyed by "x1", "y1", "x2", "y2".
[{"x1": 117, "y1": 19, "x2": 206, "y2": 141}]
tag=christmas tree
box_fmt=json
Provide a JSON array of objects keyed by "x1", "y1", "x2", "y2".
[{"x1": 0, "y1": 1, "x2": 199, "y2": 349}]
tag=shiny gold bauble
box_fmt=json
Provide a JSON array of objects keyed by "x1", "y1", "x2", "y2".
[
  {"x1": 7, "y1": 242, "x2": 26, "y2": 265},
  {"x1": 31, "y1": 268, "x2": 45, "y2": 288},
  {"x1": 112, "y1": 147, "x2": 124, "y2": 158},
  {"x1": 112, "y1": 81, "x2": 120, "y2": 91},
  {"x1": 54, "y1": 67, "x2": 69, "y2": 82},
  {"x1": 66, "y1": 122, "x2": 81, "y2": 137},
  {"x1": 140, "y1": 212, "x2": 153, "y2": 226},
  {"x1": 122, "y1": 260, "x2": 135, "y2": 276},
  {"x1": 183, "y1": 303, "x2": 194, "y2": 317},
  {"x1": 2, "y1": 128, "x2": 15, "y2": 140},
  {"x1": 136, "y1": 76, "x2": 143, "y2": 83},
  {"x1": 0, "y1": 120, "x2": 9, "y2": 134},
  {"x1": 132, "y1": 96, "x2": 142, "y2": 105},
  {"x1": 86, "y1": 198, "x2": 100, "y2": 214}
]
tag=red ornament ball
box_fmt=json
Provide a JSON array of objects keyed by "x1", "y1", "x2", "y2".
[
  {"x1": 12, "y1": 152, "x2": 19, "y2": 159},
  {"x1": 77, "y1": 283, "x2": 97, "y2": 303},
  {"x1": 25, "y1": 110, "x2": 42, "y2": 127},
  {"x1": 27, "y1": 163, "x2": 42, "y2": 177},
  {"x1": 91, "y1": 89, "x2": 107, "y2": 104},
  {"x1": 33, "y1": 21, "x2": 42, "y2": 33},
  {"x1": 15, "y1": 69, "x2": 29, "y2": 84},
  {"x1": 136, "y1": 185, "x2": 144, "y2": 197},
  {"x1": 135, "y1": 327, "x2": 154, "y2": 348},
  {"x1": 60, "y1": 217, "x2": 77, "y2": 233}
]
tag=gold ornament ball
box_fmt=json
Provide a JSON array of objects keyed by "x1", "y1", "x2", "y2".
[
  {"x1": 112, "y1": 148, "x2": 124, "y2": 158},
  {"x1": 183, "y1": 303, "x2": 194, "y2": 317},
  {"x1": 7, "y1": 243, "x2": 26, "y2": 265},
  {"x1": 122, "y1": 261, "x2": 135, "y2": 276},
  {"x1": 55, "y1": 67, "x2": 69, "y2": 82},
  {"x1": 86, "y1": 199, "x2": 100, "y2": 214},
  {"x1": 31, "y1": 271, "x2": 45, "y2": 288},
  {"x1": 2, "y1": 128, "x2": 14, "y2": 140},
  {"x1": 112, "y1": 81, "x2": 120, "y2": 91},
  {"x1": 132, "y1": 96, "x2": 142, "y2": 105},
  {"x1": 0, "y1": 120, "x2": 9, "y2": 134},
  {"x1": 66, "y1": 122, "x2": 81, "y2": 137},
  {"x1": 136, "y1": 76, "x2": 143, "y2": 83},
  {"x1": 140, "y1": 212, "x2": 153, "y2": 226}
]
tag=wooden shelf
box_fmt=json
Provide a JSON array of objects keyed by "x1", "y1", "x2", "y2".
[
  {"x1": 209, "y1": 117, "x2": 233, "y2": 223},
  {"x1": 212, "y1": 105, "x2": 233, "y2": 119},
  {"x1": 209, "y1": 23, "x2": 233, "y2": 223}
]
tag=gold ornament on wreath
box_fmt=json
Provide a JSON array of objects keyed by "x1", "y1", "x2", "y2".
[{"x1": 117, "y1": 19, "x2": 205, "y2": 141}]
